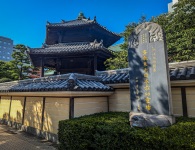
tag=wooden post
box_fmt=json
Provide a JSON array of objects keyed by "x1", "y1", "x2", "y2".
[
  {"x1": 41, "y1": 97, "x2": 46, "y2": 130},
  {"x1": 94, "y1": 55, "x2": 97, "y2": 75},
  {"x1": 8, "y1": 96, "x2": 12, "y2": 121},
  {"x1": 69, "y1": 97, "x2": 74, "y2": 119},
  {"x1": 22, "y1": 97, "x2": 26, "y2": 125},
  {"x1": 181, "y1": 87, "x2": 188, "y2": 117},
  {"x1": 107, "y1": 96, "x2": 109, "y2": 112},
  {"x1": 41, "y1": 57, "x2": 44, "y2": 77}
]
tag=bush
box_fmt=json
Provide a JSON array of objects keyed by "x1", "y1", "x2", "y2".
[{"x1": 58, "y1": 112, "x2": 195, "y2": 150}]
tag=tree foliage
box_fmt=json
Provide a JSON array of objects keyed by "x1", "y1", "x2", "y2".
[
  {"x1": 152, "y1": 0, "x2": 195, "y2": 62},
  {"x1": 105, "y1": 50, "x2": 128, "y2": 70},
  {"x1": 0, "y1": 44, "x2": 33, "y2": 82},
  {"x1": 105, "y1": 0, "x2": 195, "y2": 69},
  {"x1": 105, "y1": 16, "x2": 147, "y2": 70},
  {"x1": 11, "y1": 44, "x2": 31, "y2": 80}
]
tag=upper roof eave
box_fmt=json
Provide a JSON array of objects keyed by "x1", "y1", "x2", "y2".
[
  {"x1": 46, "y1": 19, "x2": 121, "y2": 38},
  {"x1": 28, "y1": 41, "x2": 113, "y2": 56}
]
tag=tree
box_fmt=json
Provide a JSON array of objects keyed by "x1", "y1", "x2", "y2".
[
  {"x1": 0, "y1": 61, "x2": 12, "y2": 81},
  {"x1": 105, "y1": 16, "x2": 146, "y2": 70},
  {"x1": 105, "y1": 0, "x2": 195, "y2": 70},
  {"x1": 11, "y1": 44, "x2": 31, "y2": 80},
  {"x1": 0, "y1": 60, "x2": 19, "y2": 82},
  {"x1": 152, "y1": 0, "x2": 195, "y2": 62},
  {"x1": 105, "y1": 50, "x2": 128, "y2": 70}
]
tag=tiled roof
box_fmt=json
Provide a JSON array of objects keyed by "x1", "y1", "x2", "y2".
[
  {"x1": 96, "y1": 69, "x2": 130, "y2": 84},
  {"x1": 47, "y1": 19, "x2": 120, "y2": 37},
  {"x1": 96, "y1": 66, "x2": 195, "y2": 84},
  {"x1": 29, "y1": 41, "x2": 111, "y2": 55},
  {"x1": 0, "y1": 73, "x2": 112, "y2": 92}
]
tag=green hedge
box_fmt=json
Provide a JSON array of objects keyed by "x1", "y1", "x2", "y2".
[{"x1": 58, "y1": 112, "x2": 195, "y2": 150}]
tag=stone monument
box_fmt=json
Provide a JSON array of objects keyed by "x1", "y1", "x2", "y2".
[{"x1": 128, "y1": 22, "x2": 175, "y2": 127}]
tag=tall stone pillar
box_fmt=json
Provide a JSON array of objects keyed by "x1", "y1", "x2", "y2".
[{"x1": 128, "y1": 22, "x2": 175, "y2": 127}]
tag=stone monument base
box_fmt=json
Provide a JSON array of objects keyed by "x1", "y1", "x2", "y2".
[{"x1": 129, "y1": 112, "x2": 175, "y2": 128}]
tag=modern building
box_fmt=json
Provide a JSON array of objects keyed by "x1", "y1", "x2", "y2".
[
  {"x1": 168, "y1": 0, "x2": 178, "y2": 12},
  {"x1": 28, "y1": 13, "x2": 121, "y2": 77},
  {"x1": 0, "y1": 36, "x2": 14, "y2": 61}
]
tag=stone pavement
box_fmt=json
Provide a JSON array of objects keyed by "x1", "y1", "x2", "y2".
[{"x1": 0, "y1": 124, "x2": 57, "y2": 150}]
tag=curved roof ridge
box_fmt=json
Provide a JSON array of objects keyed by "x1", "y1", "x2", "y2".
[
  {"x1": 46, "y1": 18, "x2": 120, "y2": 38},
  {"x1": 47, "y1": 18, "x2": 95, "y2": 27},
  {"x1": 96, "y1": 68, "x2": 130, "y2": 76}
]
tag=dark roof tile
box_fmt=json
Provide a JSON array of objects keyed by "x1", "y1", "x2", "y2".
[
  {"x1": 0, "y1": 73, "x2": 112, "y2": 92},
  {"x1": 96, "y1": 66, "x2": 195, "y2": 84},
  {"x1": 29, "y1": 41, "x2": 111, "y2": 55},
  {"x1": 47, "y1": 19, "x2": 120, "y2": 37}
]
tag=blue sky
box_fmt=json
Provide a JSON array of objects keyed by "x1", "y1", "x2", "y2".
[{"x1": 0, "y1": 0, "x2": 172, "y2": 48}]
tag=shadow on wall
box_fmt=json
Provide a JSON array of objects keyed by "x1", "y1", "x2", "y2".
[
  {"x1": 3, "y1": 113, "x2": 9, "y2": 120},
  {"x1": 9, "y1": 111, "x2": 22, "y2": 123},
  {"x1": 24, "y1": 99, "x2": 43, "y2": 130},
  {"x1": 44, "y1": 111, "x2": 53, "y2": 133}
]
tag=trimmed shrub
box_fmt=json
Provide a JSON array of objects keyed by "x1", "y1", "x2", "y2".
[{"x1": 58, "y1": 112, "x2": 195, "y2": 150}]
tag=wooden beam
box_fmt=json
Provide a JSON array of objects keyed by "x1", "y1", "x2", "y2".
[{"x1": 181, "y1": 87, "x2": 188, "y2": 117}]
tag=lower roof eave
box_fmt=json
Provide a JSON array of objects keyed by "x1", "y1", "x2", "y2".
[
  {"x1": 106, "y1": 83, "x2": 129, "y2": 89},
  {"x1": 0, "y1": 91, "x2": 114, "y2": 97},
  {"x1": 170, "y1": 80, "x2": 195, "y2": 87},
  {"x1": 107, "y1": 80, "x2": 195, "y2": 88}
]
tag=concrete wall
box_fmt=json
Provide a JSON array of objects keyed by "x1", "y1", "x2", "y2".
[
  {"x1": 171, "y1": 88, "x2": 183, "y2": 116},
  {"x1": 108, "y1": 87, "x2": 194, "y2": 117},
  {"x1": 0, "y1": 96, "x2": 11, "y2": 120},
  {"x1": 43, "y1": 98, "x2": 69, "y2": 134},
  {"x1": 74, "y1": 97, "x2": 108, "y2": 118},
  {"x1": 109, "y1": 89, "x2": 130, "y2": 112},
  {"x1": 186, "y1": 87, "x2": 195, "y2": 117},
  {"x1": 10, "y1": 97, "x2": 24, "y2": 123},
  {"x1": 0, "y1": 96, "x2": 109, "y2": 137},
  {"x1": 24, "y1": 97, "x2": 43, "y2": 130}
]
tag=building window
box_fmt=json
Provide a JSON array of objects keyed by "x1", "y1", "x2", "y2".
[
  {"x1": 3, "y1": 56, "x2": 5, "y2": 58},
  {"x1": 0, "y1": 41, "x2": 2, "y2": 43},
  {"x1": 4, "y1": 42, "x2": 6, "y2": 44},
  {"x1": 4, "y1": 47, "x2": 6, "y2": 49},
  {"x1": 0, "y1": 46, "x2": 1, "y2": 48},
  {"x1": 7, "y1": 57, "x2": 10, "y2": 59},
  {"x1": 8, "y1": 43, "x2": 11, "y2": 45}
]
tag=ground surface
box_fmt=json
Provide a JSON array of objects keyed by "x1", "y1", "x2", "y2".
[{"x1": 0, "y1": 124, "x2": 57, "y2": 150}]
